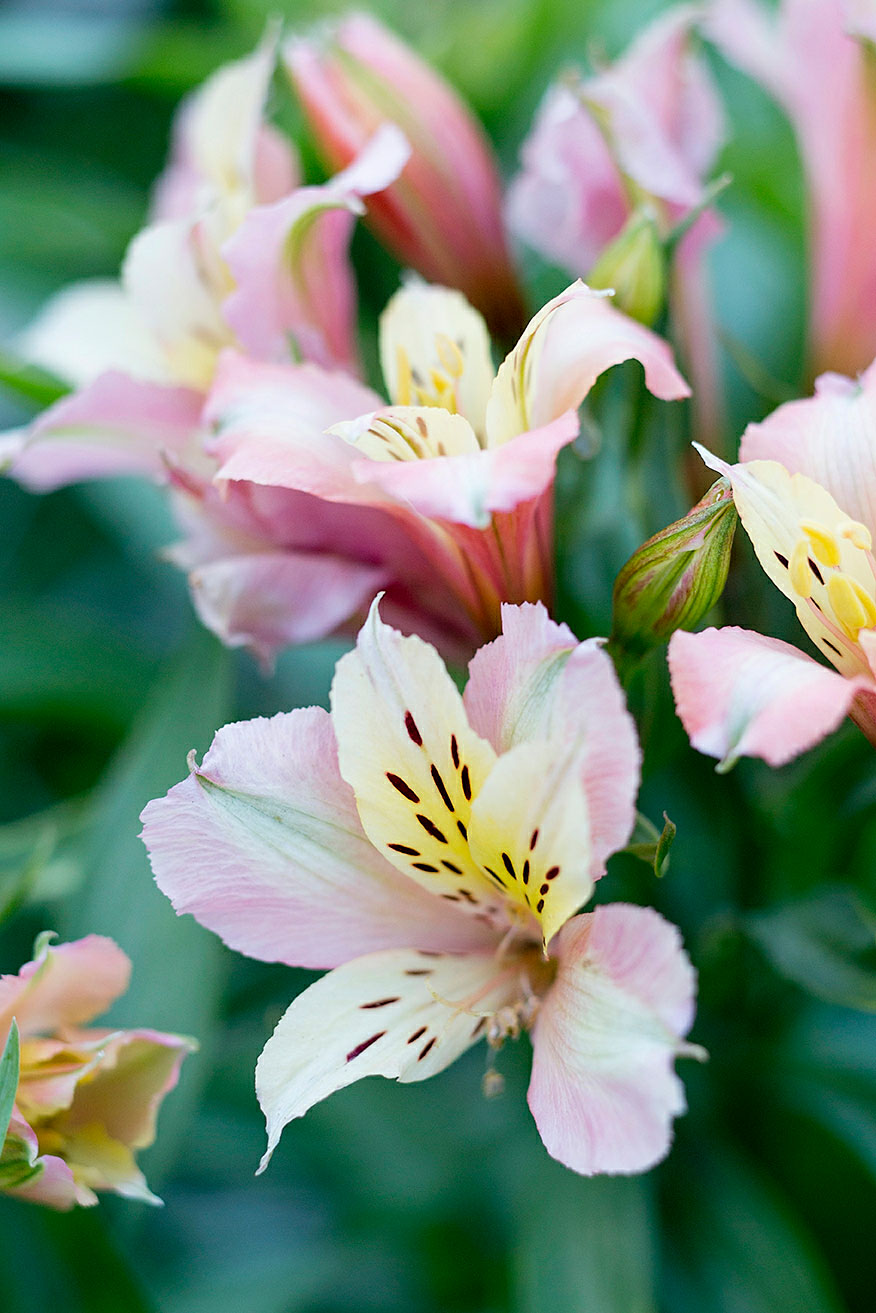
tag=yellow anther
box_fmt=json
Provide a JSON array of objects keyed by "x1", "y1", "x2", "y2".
[
  {"x1": 840, "y1": 519, "x2": 873, "y2": 552},
  {"x1": 788, "y1": 538, "x2": 813, "y2": 598},
  {"x1": 435, "y1": 333, "x2": 465, "y2": 379},
  {"x1": 826, "y1": 572, "x2": 876, "y2": 638},
  {"x1": 395, "y1": 346, "x2": 413, "y2": 406},
  {"x1": 800, "y1": 520, "x2": 841, "y2": 568}
]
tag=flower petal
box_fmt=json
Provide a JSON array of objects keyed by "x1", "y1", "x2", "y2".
[
  {"x1": 16, "y1": 279, "x2": 166, "y2": 388},
  {"x1": 5, "y1": 372, "x2": 203, "y2": 492},
  {"x1": 465, "y1": 603, "x2": 640, "y2": 875},
  {"x1": 205, "y1": 351, "x2": 384, "y2": 500},
  {"x1": 256, "y1": 947, "x2": 516, "y2": 1169},
  {"x1": 185, "y1": 550, "x2": 387, "y2": 660},
  {"x1": 378, "y1": 280, "x2": 494, "y2": 438},
  {"x1": 223, "y1": 125, "x2": 410, "y2": 374},
  {"x1": 0, "y1": 935, "x2": 130, "y2": 1040},
  {"x1": 485, "y1": 281, "x2": 689, "y2": 446},
  {"x1": 0, "y1": 1109, "x2": 80, "y2": 1210},
  {"x1": 330, "y1": 600, "x2": 502, "y2": 911},
  {"x1": 141, "y1": 708, "x2": 494, "y2": 970},
  {"x1": 739, "y1": 363, "x2": 876, "y2": 540},
  {"x1": 669, "y1": 625, "x2": 869, "y2": 768},
  {"x1": 528, "y1": 904, "x2": 698, "y2": 1175},
  {"x1": 467, "y1": 735, "x2": 593, "y2": 947}
]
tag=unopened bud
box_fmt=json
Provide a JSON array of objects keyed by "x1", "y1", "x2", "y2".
[
  {"x1": 588, "y1": 208, "x2": 666, "y2": 326},
  {"x1": 610, "y1": 477, "x2": 737, "y2": 662}
]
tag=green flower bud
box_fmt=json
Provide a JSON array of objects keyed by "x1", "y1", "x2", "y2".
[
  {"x1": 610, "y1": 477, "x2": 738, "y2": 664},
  {"x1": 588, "y1": 208, "x2": 666, "y2": 326}
]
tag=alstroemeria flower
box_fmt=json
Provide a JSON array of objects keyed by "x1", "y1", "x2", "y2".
[
  {"x1": 285, "y1": 11, "x2": 527, "y2": 340},
  {"x1": 196, "y1": 278, "x2": 688, "y2": 658},
  {"x1": 507, "y1": 6, "x2": 725, "y2": 433},
  {"x1": 706, "y1": 0, "x2": 876, "y2": 377},
  {"x1": 142, "y1": 601, "x2": 700, "y2": 1176},
  {"x1": 0, "y1": 934, "x2": 193, "y2": 1210},
  {"x1": 2, "y1": 40, "x2": 408, "y2": 491},
  {"x1": 670, "y1": 364, "x2": 876, "y2": 766}
]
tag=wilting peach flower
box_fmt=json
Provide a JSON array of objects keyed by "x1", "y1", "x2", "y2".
[
  {"x1": 1, "y1": 40, "x2": 408, "y2": 489},
  {"x1": 507, "y1": 7, "x2": 725, "y2": 433},
  {"x1": 0, "y1": 934, "x2": 193, "y2": 1210},
  {"x1": 285, "y1": 11, "x2": 527, "y2": 340},
  {"x1": 706, "y1": 0, "x2": 876, "y2": 377},
  {"x1": 142, "y1": 601, "x2": 700, "y2": 1176},
  {"x1": 190, "y1": 279, "x2": 688, "y2": 660},
  {"x1": 670, "y1": 363, "x2": 876, "y2": 767}
]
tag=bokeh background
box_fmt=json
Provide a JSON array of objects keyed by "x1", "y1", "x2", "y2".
[{"x1": 1, "y1": 1, "x2": 875, "y2": 1310}]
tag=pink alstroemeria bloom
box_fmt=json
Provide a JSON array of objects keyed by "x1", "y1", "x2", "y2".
[
  {"x1": 142, "y1": 601, "x2": 700, "y2": 1177},
  {"x1": 670, "y1": 363, "x2": 876, "y2": 767},
  {"x1": 284, "y1": 11, "x2": 528, "y2": 341},
  {"x1": 1, "y1": 38, "x2": 408, "y2": 491},
  {"x1": 195, "y1": 278, "x2": 689, "y2": 660},
  {"x1": 507, "y1": 6, "x2": 725, "y2": 435},
  {"x1": 0, "y1": 934, "x2": 193, "y2": 1210},
  {"x1": 706, "y1": 0, "x2": 876, "y2": 378}
]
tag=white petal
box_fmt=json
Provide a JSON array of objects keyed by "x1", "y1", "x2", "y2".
[{"x1": 256, "y1": 947, "x2": 517, "y2": 1167}]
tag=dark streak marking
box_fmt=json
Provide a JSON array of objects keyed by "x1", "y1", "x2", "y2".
[
  {"x1": 774, "y1": 551, "x2": 789, "y2": 568},
  {"x1": 404, "y1": 711, "x2": 423, "y2": 745},
  {"x1": 431, "y1": 765, "x2": 455, "y2": 812},
  {"x1": 412, "y1": 861, "x2": 440, "y2": 872},
  {"x1": 418, "y1": 1037, "x2": 437, "y2": 1060},
  {"x1": 457, "y1": 819, "x2": 468, "y2": 840},
  {"x1": 823, "y1": 637, "x2": 843, "y2": 655},
  {"x1": 416, "y1": 416, "x2": 428, "y2": 438},
  {"x1": 389, "y1": 842, "x2": 419, "y2": 855},
  {"x1": 459, "y1": 889, "x2": 478, "y2": 903},
  {"x1": 361, "y1": 997, "x2": 400, "y2": 1009},
  {"x1": 441, "y1": 893, "x2": 461, "y2": 901},
  {"x1": 346, "y1": 1033, "x2": 385, "y2": 1061},
  {"x1": 451, "y1": 734, "x2": 460, "y2": 769},
  {"x1": 484, "y1": 865, "x2": 506, "y2": 887},
  {"x1": 417, "y1": 814, "x2": 448, "y2": 843},
  {"x1": 536, "y1": 898, "x2": 545, "y2": 913},
  {"x1": 545, "y1": 866, "x2": 560, "y2": 880},
  {"x1": 441, "y1": 859, "x2": 463, "y2": 873},
  {"x1": 529, "y1": 829, "x2": 539, "y2": 850},
  {"x1": 522, "y1": 860, "x2": 530, "y2": 885},
  {"x1": 501, "y1": 852, "x2": 516, "y2": 879},
  {"x1": 460, "y1": 765, "x2": 472, "y2": 800},
  {"x1": 809, "y1": 558, "x2": 825, "y2": 585},
  {"x1": 471, "y1": 1017, "x2": 486, "y2": 1038},
  {"x1": 404, "y1": 969, "x2": 432, "y2": 976},
  {"x1": 387, "y1": 772, "x2": 419, "y2": 802},
  {"x1": 407, "y1": 1026, "x2": 427, "y2": 1043},
  {"x1": 540, "y1": 883, "x2": 549, "y2": 895}
]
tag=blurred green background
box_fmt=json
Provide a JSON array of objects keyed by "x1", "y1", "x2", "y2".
[{"x1": 1, "y1": 1, "x2": 875, "y2": 1310}]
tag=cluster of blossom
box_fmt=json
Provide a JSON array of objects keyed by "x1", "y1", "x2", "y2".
[{"x1": 4, "y1": 0, "x2": 876, "y2": 1206}]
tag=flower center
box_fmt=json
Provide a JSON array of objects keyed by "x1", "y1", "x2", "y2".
[
  {"x1": 392, "y1": 335, "x2": 465, "y2": 413},
  {"x1": 781, "y1": 515, "x2": 876, "y2": 645}
]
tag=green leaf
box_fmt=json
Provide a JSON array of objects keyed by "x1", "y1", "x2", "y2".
[
  {"x1": 662, "y1": 1145, "x2": 844, "y2": 1313},
  {"x1": 0, "y1": 1021, "x2": 20, "y2": 1152},
  {"x1": 623, "y1": 810, "x2": 677, "y2": 877},
  {"x1": 512, "y1": 1153, "x2": 657, "y2": 1313},
  {"x1": 748, "y1": 886, "x2": 876, "y2": 1011},
  {"x1": 0, "y1": 347, "x2": 68, "y2": 410},
  {"x1": 62, "y1": 626, "x2": 234, "y2": 1188}
]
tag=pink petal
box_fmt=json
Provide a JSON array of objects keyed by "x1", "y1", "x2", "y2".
[
  {"x1": 739, "y1": 361, "x2": 876, "y2": 537},
  {"x1": 465, "y1": 603, "x2": 640, "y2": 875},
  {"x1": 6, "y1": 372, "x2": 203, "y2": 491},
  {"x1": 669, "y1": 625, "x2": 870, "y2": 768},
  {"x1": 223, "y1": 126, "x2": 410, "y2": 374},
  {"x1": 670, "y1": 210, "x2": 726, "y2": 443},
  {"x1": 186, "y1": 550, "x2": 387, "y2": 661},
  {"x1": 0, "y1": 1110, "x2": 80, "y2": 1210},
  {"x1": 0, "y1": 935, "x2": 130, "y2": 1040},
  {"x1": 205, "y1": 351, "x2": 384, "y2": 501},
  {"x1": 141, "y1": 708, "x2": 495, "y2": 970},
  {"x1": 59, "y1": 1028, "x2": 193, "y2": 1150},
  {"x1": 528, "y1": 904, "x2": 698, "y2": 1176},
  {"x1": 353, "y1": 411, "x2": 578, "y2": 528}
]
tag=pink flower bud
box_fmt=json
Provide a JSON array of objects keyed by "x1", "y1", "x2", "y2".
[{"x1": 284, "y1": 12, "x2": 527, "y2": 340}]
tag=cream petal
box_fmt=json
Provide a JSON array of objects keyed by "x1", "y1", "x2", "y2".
[{"x1": 256, "y1": 946, "x2": 517, "y2": 1169}]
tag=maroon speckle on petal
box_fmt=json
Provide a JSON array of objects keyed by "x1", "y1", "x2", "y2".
[{"x1": 346, "y1": 1033, "x2": 385, "y2": 1062}]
